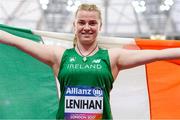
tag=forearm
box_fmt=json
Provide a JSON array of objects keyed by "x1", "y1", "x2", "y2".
[
  {"x1": 0, "y1": 30, "x2": 43, "y2": 53},
  {"x1": 159, "y1": 48, "x2": 180, "y2": 60},
  {"x1": 0, "y1": 30, "x2": 18, "y2": 46},
  {"x1": 129, "y1": 48, "x2": 180, "y2": 66}
]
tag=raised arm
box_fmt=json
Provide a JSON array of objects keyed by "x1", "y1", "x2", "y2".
[
  {"x1": 109, "y1": 48, "x2": 180, "y2": 70},
  {"x1": 0, "y1": 30, "x2": 65, "y2": 75}
]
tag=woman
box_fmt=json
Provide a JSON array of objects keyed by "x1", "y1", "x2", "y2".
[{"x1": 0, "y1": 3, "x2": 180, "y2": 120}]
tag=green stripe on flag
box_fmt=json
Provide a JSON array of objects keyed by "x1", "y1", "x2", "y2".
[
  {"x1": 0, "y1": 24, "x2": 41, "y2": 42},
  {"x1": 0, "y1": 24, "x2": 58, "y2": 119}
]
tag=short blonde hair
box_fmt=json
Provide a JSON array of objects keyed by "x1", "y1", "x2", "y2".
[
  {"x1": 73, "y1": 3, "x2": 102, "y2": 47},
  {"x1": 75, "y1": 4, "x2": 102, "y2": 22}
]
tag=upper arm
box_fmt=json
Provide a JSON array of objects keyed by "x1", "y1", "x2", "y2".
[
  {"x1": 15, "y1": 39, "x2": 65, "y2": 68},
  {"x1": 18, "y1": 42, "x2": 66, "y2": 75},
  {"x1": 0, "y1": 30, "x2": 66, "y2": 71},
  {"x1": 116, "y1": 49, "x2": 159, "y2": 69},
  {"x1": 116, "y1": 48, "x2": 180, "y2": 70},
  {"x1": 110, "y1": 48, "x2": 169, "y2": 70}
]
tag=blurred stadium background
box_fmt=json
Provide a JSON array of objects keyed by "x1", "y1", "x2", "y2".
[{"x1": 0, "y1": 0, "x2": 180, "y2": 40}]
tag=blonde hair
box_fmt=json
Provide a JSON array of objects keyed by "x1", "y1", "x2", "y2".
[{"x1": 73, "y1": 3, "x2": 102, "y2": 47}]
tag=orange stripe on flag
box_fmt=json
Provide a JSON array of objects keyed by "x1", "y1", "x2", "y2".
[
  {"x1": 136, "y1": 39, "x2": 180, "y2": 119},
  {"x1": 135, "y1": 39, "x2": 180, "y2": 49}
]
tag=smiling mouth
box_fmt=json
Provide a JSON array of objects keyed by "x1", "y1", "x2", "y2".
[{"x1": 81, "y1": 32, "x2": 93, "y2": 36}]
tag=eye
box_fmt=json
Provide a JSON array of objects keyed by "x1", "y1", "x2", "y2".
[
  {"x1": 89, "y1": 21, "x2": 97, "y2": 26},
  {"x1": 78, "y1": 21, "x2": 85, "y2": 25}
]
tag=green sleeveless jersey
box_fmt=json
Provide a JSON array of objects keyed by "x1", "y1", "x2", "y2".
[{"x1": 56, "y1": 48, "x2": 114, "y2": 119}]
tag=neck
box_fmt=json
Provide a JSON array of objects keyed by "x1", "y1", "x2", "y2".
[
  {"x1": 76, "y1": 41, "x2": 98, "y2": 56},
  {"x1": 77, "y1": 41, "x2": 97, "y2": 51}
]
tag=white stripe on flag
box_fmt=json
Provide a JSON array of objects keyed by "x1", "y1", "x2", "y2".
[{"x1": 111, "y1": 65, "x2": 150, "y2": 119}]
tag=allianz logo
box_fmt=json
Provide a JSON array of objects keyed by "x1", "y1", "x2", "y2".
[{"x1": 92, "y1": 59, "x2": 101, "y2": 64}]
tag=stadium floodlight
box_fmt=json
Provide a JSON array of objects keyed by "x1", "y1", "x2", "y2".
[{"x1": 132, "y1": 0, "x2": 146, "y2": 13}]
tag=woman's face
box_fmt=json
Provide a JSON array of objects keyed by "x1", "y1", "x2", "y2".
[{"x1": 73, "y1": 10, "x2": 102, "y2": 45}]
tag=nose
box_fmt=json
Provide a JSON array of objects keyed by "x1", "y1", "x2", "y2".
[{"x1": 84, "y1": 23, "x2": 91, "y2": 30}]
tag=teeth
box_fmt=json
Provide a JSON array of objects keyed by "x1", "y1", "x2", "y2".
[{"x1": 82, "y1": 33, "x2": 93, "y2": 34}]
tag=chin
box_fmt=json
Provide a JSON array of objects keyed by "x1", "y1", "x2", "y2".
[{"x1": 81, "y1": 38, "x2": 96, "y2": 44}]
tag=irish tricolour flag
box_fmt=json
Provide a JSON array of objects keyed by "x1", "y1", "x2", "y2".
[{"x1": 0, "y1": 24, "x2": 180, "y2": 119}]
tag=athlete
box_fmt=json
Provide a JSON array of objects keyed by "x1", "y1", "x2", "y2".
[{"x1": 0, "y1": 3, "x2": 180, "y2": 120}]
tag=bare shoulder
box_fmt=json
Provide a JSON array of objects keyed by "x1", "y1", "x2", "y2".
[
  {"x1": 50, "y1": 45, "x2": 66, "y2": 76},
  {"x1": 53, "y1": 45, "x2": 66, "y2": 56},
  {"x1": 107, "y1": 48, "x2": 126, "y2": 78},
  {"x1": 53, "y1": 45, "x2": 66, "y2": 64},
  {"x1": 107, "y1": 48, "x2": 124, "y2": 66},
  {"x1": 108, "y1": 47, "x2": 126, "y2": 58},
  {"x1": 107, "y1": 47, "x2": 130, "y2": 67}
]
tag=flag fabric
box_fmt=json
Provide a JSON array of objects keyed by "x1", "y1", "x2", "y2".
[
  {"x1": 0, "y1": 24, "x2": 58, "y2": 119},
  {"x1": 111, "y1": 39, "x2": 180, "y2": 119},
  {"x1": 136, "y1": 40, "x2": 180, "y2": 119},
  {"x1": 0, "y1": 24, "x2": 180, "y2": 119}
]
